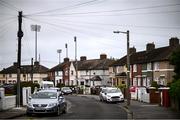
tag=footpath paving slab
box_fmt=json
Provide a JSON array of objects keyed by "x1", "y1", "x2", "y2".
[{"x1": 0, "y1": 107, "x2": 26, "y2": 119}]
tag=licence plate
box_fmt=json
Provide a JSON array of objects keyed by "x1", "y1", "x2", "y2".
[{"x1": 35, "y1": 107, "x2": 45, "y2": 110}]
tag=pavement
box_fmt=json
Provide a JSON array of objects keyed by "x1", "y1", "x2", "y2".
[
  {"x1": 0, "y1": 107, "x2": 26, "y2": 119},
  {"x1": 0, "y1": 94, "x2": 180, "y2": 119},
  {"x1": 79, "y1": 94, "x2": 180, "y2": 119}
]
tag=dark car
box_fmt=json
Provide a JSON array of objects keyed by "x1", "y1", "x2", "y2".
[
  {"x1": 61, "y1": 87, "x2": 72, "y2": 95},
  {"x1": 26, "y1": 89, "x2": 67, "y2": 116}
]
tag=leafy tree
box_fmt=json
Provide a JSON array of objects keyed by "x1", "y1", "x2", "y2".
[
  {"x1": 169, "y1": 47, "x2": 180, "y2": 99},
  {"x1": 170, "y1": 47, "x2": 180, "y2": 80}
]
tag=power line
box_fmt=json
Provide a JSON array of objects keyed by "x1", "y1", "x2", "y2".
[
  {"x1": 24, "y1": 16, "x2": 180, "y2": 40},
  {"x1": 26, "y1": 0, "x2": 101, "y2": 16},
  {"x1": 26, "y1": 3, "x2": 180, "y2": 17},
  {"x1": 0, "y1": 0, "x2": 19, "y2": 12},
  {"x1": 31, "y1": 17, "x2": 180, "y2": 30},
  {"x1": 30, "y1": 9, "x2": 180, "y2": 17}
]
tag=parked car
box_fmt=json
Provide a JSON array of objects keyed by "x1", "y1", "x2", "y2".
[
  {"x1": 61, "y1": 87, "x2": 72, "y2": 95},
  {"x1": 26, "y1": 89, "x2": 67, "y2": 116},
  {"x1": 99, "y1": 87, "x2": 124, "y2": 103}
]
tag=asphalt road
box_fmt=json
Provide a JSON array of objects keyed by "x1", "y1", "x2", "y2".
[{"x1": 18, "y1": 95, "x2": 127, "y2": 119}]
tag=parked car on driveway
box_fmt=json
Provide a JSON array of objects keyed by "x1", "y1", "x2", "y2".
[
  {"x1": 99, "y1": 87, "x2": 124, "y2": 103},
  {"x1": 26, "y1": 89, "x2": 67, "y2": 116},
  {"x1": 61, "y1": 87, "x2": 72, "y2": 95}
]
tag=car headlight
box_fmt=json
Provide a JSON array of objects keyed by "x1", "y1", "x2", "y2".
[
  {"x1": 48, "y1": 103, "x2": 57, "y2": 107},
  {"x1": 27, "y1": 102, "x2": 33, "y2": 108},
  {"x1": 106, "y1": 95, "x2": 111, "y2": 98}
]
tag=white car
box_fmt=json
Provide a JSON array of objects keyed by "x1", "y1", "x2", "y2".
[{"x1": 99, "y1": 87, "x2": 124, "y2": 103}]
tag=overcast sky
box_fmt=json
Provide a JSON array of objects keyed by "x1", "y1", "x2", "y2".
[{"x1": 0, "y1": 0, "x2": 180, "y2": 70}]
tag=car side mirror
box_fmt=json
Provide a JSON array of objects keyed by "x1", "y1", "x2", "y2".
[
  {"x1": 60, "y1": 92, "x2": 64, "y2": 96},
  {"x1": 28, "y1": 96, "x2": 32, "y2": 100}
]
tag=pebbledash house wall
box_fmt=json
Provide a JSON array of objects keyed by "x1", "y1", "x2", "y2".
[{"x1": 153, "y1": 61, "x2": 175, "y2": 86}]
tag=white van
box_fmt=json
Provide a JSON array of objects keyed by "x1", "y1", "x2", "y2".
[{"x1": 40, "y1": 81, "x2": 54, "y2": 89}]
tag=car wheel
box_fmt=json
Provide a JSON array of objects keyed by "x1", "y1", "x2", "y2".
[
  {"x1": 26, "y1": 112, "x2": 32, "y2": 116},
  {"x1": 56, "y1": 106, "x2": 61, "y2": 116},
  {"x1": 62, "y1": 104, "x2": 67, "y2": 114}
]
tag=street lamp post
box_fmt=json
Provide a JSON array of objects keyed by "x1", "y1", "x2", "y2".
[
  {"x1": 31, "y1": 25, "x2": 41, "y2": 62},
  {"x1": 57, "y1": 49, "x2": 62, "y2": 64},
  {"x1": 113, "y1": 30, "x2": 130, "y2": 106},
  {"x1": 74, "y1": 36, "x2": 78, "y2": 86}
]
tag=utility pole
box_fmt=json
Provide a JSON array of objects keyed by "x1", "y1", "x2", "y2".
[
  {"x1": 17, "y1": 11, "x2": 23, "y2": 107},
  {"x1": 31, "y1": 58, "x2": 33, "y2": 81},
  {"x1": 74, "y1": 36, "x2": 78, "y2": 86},
  {"x1": 113, "y1": 30, "x2": 130, "y2": 106}
]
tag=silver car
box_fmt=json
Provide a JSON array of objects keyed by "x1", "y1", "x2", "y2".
[
  {"x1": 99, "y1": 87, "x2": 124, "y2": 103},
  {"x1": 26, "y1": 89, "x2": 67, "y2": 116}
]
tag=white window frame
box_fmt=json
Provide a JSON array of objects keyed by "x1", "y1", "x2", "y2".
[
  {"x1": 154, "y1": 62, "x2": 160, "y2": 71},
  {"x1": 147, "y1": 63, "x2": 152, "y2": 70},
  {"x1": 133, "y1": 64, "x2": 137, "y2": 72}
]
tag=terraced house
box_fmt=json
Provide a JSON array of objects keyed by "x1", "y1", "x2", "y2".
[
  {"x1": 0, "y1": 61, "x2": 49, "y2": 84},
  {"x1": 49, "y1": 54, "x2": 115, "y2": 87},
  {"x1": 110, "y1": 37, "x2": 180, "y2": 87}
]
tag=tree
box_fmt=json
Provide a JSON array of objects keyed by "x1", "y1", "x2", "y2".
[
  {"x1": 169, "y1": 47, "x2": 180, "y2": 99},
  {"x1": 170, "y1": 47, "x2": 180, "y2": 80}
]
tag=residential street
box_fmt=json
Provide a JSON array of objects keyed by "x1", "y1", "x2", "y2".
[{"x1": 17, "y1": 95, "x2": 127, "y2": 119}]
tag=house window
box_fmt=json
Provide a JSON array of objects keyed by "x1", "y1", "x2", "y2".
[
  {"x1": 154, "y1": 62, "x2": 160, "y2": 70},
  {"x1": 23, "y1": 74, "x2": 26, "y2": 78},
  {"x1": 147, "y1": 63, "x2": 152, "y2": 70},
  {"x1": 3, "y1": 74, "x2": 5, "y2": 78},
  {"x1": 133, "y1": 64, "x2": 137, "y2": 72},
  {"x1": 71, "y1": 70, "x2": 74, "y2": 75},
  {"x1": 9, "y1": 74, "x2": 12, "y2": 78},
  {"x1": 56, "y1": 71, "x2": 59, "y2": 76},
  {"x1": 122, "y1": 81, "x2": 125, "y2": 84}
]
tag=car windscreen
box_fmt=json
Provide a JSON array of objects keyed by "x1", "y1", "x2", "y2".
[
  {"x1": 106, "y1": 89, "x2": 121, "y2": 93},
  {"x1": 32, "y1": 91, "x2": 57, "y2": 99},
  {"x1": 62, "y1": 87, "x2": 70, "y2": 90}
]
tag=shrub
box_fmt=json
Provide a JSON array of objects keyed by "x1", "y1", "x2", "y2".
[
  {"x1": 13, "y1": 81, "x2": 39, "y2": 105},
  {"x1": 169, "y1": 79, "x2": 180, "y2": 99}
]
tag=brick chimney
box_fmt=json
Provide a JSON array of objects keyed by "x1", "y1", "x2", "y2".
[
  {"x1": 80, "y1": 56, "x2": 87, "y2": 61},
  {"x1": 146, "y1": 43, "x2": 155, "y2": 52},
  {"x1": 64, "y1": 57, "x2": 69, "y2": 63},
  {"x1": 100, "y1": 54, "x2": 107, "y2": 60},
  {"x1": 129, "y1": 47, "x2": 136, "y2": 54},
  {"x1": 169, "y1": 37, "x2": 179, "y2": 47},
  {"x1": 13, "y1": 62, "x2": 18, "y2": 67},
  {"x1": 34, "y1": 61, "x2": 39, "y2": 66}
]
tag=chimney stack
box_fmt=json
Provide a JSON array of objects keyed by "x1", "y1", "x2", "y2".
[
  {"x1": 146, "y1": 42, "x2": 155, "y2": 52},
  {"x1": 13, "y1": 62, "x2": 18, "y2": 67},
  {"x1": 100, "y1": 54, "x2": 107, "y2": 60},
  {"x1": 64, "y1": 57, "x2": 69, "y2": 63},
  {"x1": 34, "y1": 61, "x2": 39, "y2": 66},
  {"x1": 129, "y1": 47, "x2": 136, "y2": 54},
  {"x1": 169, "y1": 37, "x2": 179, "y2": 47},
  {"x1": 80, "y1": 56, "x2": 87, "y2": 61}
]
